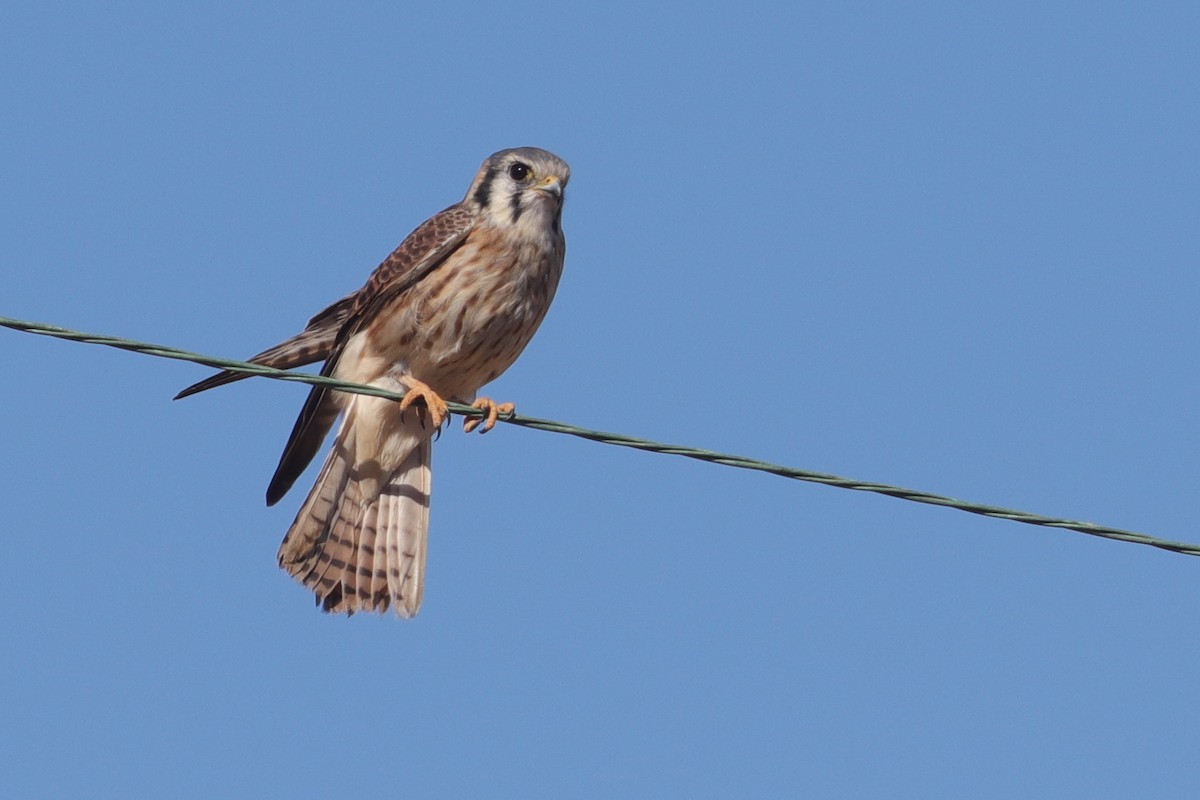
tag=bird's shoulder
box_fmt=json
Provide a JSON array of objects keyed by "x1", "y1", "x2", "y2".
[{"x1": 356, "y1": 203, "x2": 477, "y2": 306}]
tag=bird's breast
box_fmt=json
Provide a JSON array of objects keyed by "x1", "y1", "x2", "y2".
[{"x1": 364, "y1": 227, "x2": 564, "y2": 399}]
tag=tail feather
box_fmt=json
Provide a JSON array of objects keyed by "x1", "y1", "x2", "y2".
[
  {"x1": 359, "y1": 497, "x2": 388, "y2": 614},
  {"x1": 277, "y1": 398, "x2": 432, "y2": 617},
  {"x1": 284, "y1": 433, "x2": 357, "y2": 599},
  {"x1": 380, "y1": 458, "x2": 431, "y2": 614}
]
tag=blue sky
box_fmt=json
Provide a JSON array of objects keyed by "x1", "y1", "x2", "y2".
[{"x1": 3, "y1": 2, "x2": 1198, "y2": 797}]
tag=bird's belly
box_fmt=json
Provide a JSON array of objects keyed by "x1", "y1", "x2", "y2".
[
  {"x1": 367, "y1": 241, "x2": 561, "y2": 400},
  {"x1": 410, "y1": 286, "x2": 551, "y2": 399}
]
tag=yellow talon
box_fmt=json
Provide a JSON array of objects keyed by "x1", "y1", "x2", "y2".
[
  {"x1": 464, "y1": 398, "x2": 515, "y2": 434},
  {"x1": 398, "y1": 379, "x2": 449, "y2": 429}
]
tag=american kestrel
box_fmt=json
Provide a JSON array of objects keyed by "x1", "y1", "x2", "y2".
[{"x1": 177, "y1": 147, "x2": 569, "y2": 618}]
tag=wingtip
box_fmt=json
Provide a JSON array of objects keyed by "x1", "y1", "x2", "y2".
[
  {"x1": 173, "y1": 379, "x2": 212, "y2": 401},
  {"x1": 266, "y1": 471, "x2": 294, "y2": 506}
]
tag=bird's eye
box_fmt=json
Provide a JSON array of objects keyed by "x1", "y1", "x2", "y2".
[{"x1": 508, "y1": 162, "x2": 531, "y2": 181}]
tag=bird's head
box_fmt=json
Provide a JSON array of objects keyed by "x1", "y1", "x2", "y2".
[{"x1": 466, "y1": 147, "x2": 570, "y2": 236}]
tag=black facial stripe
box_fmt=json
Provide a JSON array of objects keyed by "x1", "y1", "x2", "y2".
[
  {"x1": 510, "y1": 188, "x2": 524, "y2": 222},
  {"x1": 473, "y1": 166, "x2": 496, "y2": 208}
]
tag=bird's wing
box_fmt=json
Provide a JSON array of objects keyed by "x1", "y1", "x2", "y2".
[
  {"x1": 264, "y1": 204, "x2": 476, "y2": 505},
  {"x1": 174, "y1": 292, "x2": 356, "y2": 399},
  {"x1": 349, "y1": 204, "x2": 477, "y2": 319}
]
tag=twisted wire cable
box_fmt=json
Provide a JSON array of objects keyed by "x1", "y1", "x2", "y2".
[{"x1": 3, "y1": 314, "x2": 1195, "y2": 557}]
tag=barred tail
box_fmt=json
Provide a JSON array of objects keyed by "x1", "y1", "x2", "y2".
[{"x1": 276, "y1": 404, "x2": 432, "y2": 617}]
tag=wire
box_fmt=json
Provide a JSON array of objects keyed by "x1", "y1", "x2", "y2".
[{"x1": 3, "y1": 313, "x2": 1196, "y2": 558}]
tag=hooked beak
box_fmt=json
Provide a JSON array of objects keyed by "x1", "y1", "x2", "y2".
[{"x1": 534, "y1": 175, "x2": 564, "y2": 199}]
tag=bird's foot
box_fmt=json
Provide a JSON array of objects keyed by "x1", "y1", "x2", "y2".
[
  {"x1": 398, "y1": 379, "x2": 449, "y2": 429},
  {"x1": 464, "y1": 398, "x2": 515, "y2": 434}
]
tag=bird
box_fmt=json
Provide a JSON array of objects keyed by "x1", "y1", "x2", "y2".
[{"x1": 176, "y1": 147, "x2": 569, "y2": 618}]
